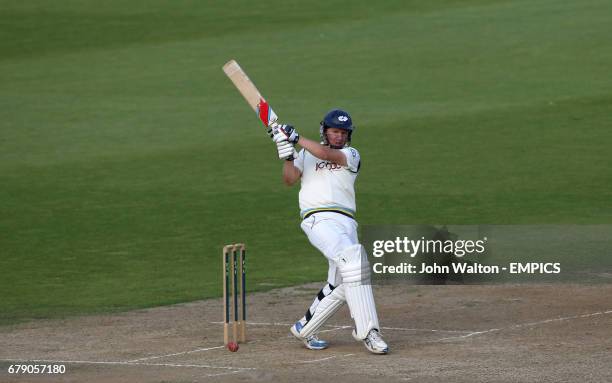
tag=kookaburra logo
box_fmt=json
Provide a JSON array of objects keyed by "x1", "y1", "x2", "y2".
[
  {"x1": 315, "y1": 161, "x2": 342, "y2": 171},
  {"x1": 338, "y1": 115, "x2": 348, "y2": 122}
]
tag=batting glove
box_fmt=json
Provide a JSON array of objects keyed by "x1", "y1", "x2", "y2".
[
  {"x1": 277, "y1": 140, "x2": 298, "y2": 161},
  {"x1": 270, "y1": 124, "x2": 299, "y2": 144}
]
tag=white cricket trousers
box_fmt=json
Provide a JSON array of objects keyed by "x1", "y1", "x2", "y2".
[{"x1": 300, "y1": 211, "x2": 358, "y2": 285}]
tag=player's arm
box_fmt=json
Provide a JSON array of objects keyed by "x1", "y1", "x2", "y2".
[
  {"x1": 274, "y1": 138, "x2": 301, "y2": 186},
  {"x1": 297, "y1": 136, "x2": 347, "y2": 167},
  {"x1": 282, "y1": 160, "x2": 301, "y2": 186},
  {"x1": 272, "y1": 124, "x2": 347, "y2": 167}
]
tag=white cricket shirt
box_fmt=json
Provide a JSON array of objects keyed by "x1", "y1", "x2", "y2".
[{"x1": 293, "y1": 146, "x2": 361, "y2": 219}]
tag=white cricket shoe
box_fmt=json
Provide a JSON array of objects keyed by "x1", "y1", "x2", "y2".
[
  {"x1": 353, "y1": 328, "x2": 389, "y2": 354},
  {"x1": 290, "y1": 321, "x2": 329, "y2": 350}
]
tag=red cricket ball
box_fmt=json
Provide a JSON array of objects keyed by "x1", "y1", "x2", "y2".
[{"x1": 227, "y1": 341, "x2": 239, "y2": 352}]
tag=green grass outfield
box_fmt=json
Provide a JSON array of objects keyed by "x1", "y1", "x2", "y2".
[{"x1": 1, "y1": 0, "x2": 611, "y2": 325}]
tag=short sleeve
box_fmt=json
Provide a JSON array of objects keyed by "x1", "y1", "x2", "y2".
[
  {"x1": 293, "y1": 148, "x2": 306, "y2": 172},
  {"x1": 340, "y1": 147, "x2": 360, "y2": 173}
]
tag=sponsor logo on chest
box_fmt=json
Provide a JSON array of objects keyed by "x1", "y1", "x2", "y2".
[{"x1": 315, "y1": 161, "x2": 342, "y2": 171}]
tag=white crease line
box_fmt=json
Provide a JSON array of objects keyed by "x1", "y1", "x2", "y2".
[
  {"x1": 207, "y1": 370, "x2": 246, "y2": 377},
  {"x1": 298, "y1": 356, "x2": 336, "y2": 364},
  {"x1": 0, "y1": 358, "x2": 256, "y2": 371},
  {"x1": 381, "y1": 326, "x2": 473, "y2": 333},
  {"x1": 247, "y1": 321, "x2": 294, "y2": 326},
  {"x1": 436, "y1": 309, "x2": 612, "y2": 342},
  {"x1": 127, "y1": 345, "x2": 225, "y2": 362},
  {"x1": 318, "y1": 326, "x2": 472, "y2": 334},
  {"x1": 295, "y1": 353, "x2": 355, "y2": 365},
  {"x1": 436, "y1": 328, "x2": 501, "y2": 341},
  {"x1": 319, "y1": 325, "x2": 352, "y2": 334},
  {"x1": 210, "y1": 321, "x2": 294, "y2": 327},
  {"x1": 214, "y1": 321, "x2": 472, "y2": 333}
]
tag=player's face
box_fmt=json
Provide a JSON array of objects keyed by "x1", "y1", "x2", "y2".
[{"x1": 326, "y1": 128, "x2": 348, "y2": 147}]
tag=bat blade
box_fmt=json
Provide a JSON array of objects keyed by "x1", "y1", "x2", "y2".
[{"x1": 222, "y1": 59, "x2": 278, "y2": 128}]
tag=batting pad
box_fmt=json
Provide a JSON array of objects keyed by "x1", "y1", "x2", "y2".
[
  {"x1": 299, "y1": 285, "x2": 346, "y2": 338},
  {"x1": 337, "y1": 244, "x2": 380, "y2": 339},
  {"x1": 337, "y1": 244, "x2": 371, "y2": 284}
]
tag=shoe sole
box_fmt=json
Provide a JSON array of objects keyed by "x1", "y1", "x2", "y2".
[{"x1": 365, "y1": 345, "x2": 389, "y2": 354}]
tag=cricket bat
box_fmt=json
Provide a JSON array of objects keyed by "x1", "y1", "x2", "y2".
[{"x1": 222, "y1": 59, "x2": 278, "y2": 128}]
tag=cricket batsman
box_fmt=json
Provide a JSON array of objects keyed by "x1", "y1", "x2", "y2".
[{"x1": 270, "y1": 109, "x2": 389, "y2": 354}]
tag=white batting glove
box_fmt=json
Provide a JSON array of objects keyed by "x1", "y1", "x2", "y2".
[
  {"x1": 277, "y1": 140, "x2": 298, "y2": 161},
  {"x1": 273, "y1": 131, "x2": 287, "y2": 143},
  {"x1": 268, "y1": 124, "x2": 299, "y2": 144}
]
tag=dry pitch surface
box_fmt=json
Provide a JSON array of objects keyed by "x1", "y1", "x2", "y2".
[{"x1": 1, "y1": 284, "x2": 611, "y2": 382}]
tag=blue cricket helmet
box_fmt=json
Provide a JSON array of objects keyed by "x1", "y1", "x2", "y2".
[{"x1": 319, "y1": 109, "x2": 354, "y2": 147}]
